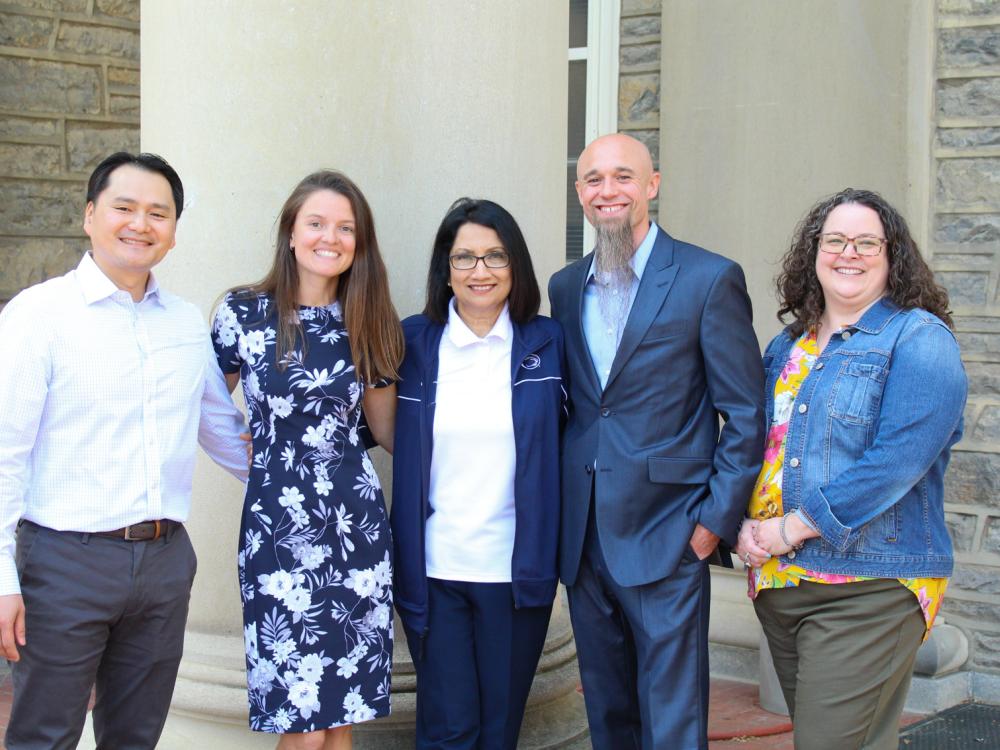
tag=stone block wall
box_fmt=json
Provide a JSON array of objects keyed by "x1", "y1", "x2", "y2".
[
  {"x1": 619, "y1": 0, "x2": 660, "y2": 214},
  {"x1": 935, "y1": 0, "x2": 1000, "y2": 674},
  {"x1": 0, "y1": 0, "x2": 139, "y2": 307}
]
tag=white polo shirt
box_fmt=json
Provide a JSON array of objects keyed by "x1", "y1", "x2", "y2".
[{"x1": 425, "y1": 300, "x2": 516, "y2": 582}]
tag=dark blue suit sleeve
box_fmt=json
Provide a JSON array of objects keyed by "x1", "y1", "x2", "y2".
[{"x1": 696, "y1": 262, "x2": 766, "y2": 546}]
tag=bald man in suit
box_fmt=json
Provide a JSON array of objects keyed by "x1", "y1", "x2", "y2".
[{"x1": 549, "y1": 134, "x2": 765, "y2": 749}]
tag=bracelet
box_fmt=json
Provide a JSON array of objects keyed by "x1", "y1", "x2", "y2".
[{"x1": 780, "y1": 514, "x2": 805, "y2": 557}]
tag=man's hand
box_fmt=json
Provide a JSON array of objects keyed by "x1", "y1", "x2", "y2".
[
  {"x1": 0, "y1": 594, "x2": 26, "y2": 661},
  {"x1": 688, "y1": 523, "x2": 720, "y2": 561}
]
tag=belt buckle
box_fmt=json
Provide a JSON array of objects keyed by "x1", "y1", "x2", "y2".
[{"x1": 123, "y1": 520, "x2": 161, "y2": 541}]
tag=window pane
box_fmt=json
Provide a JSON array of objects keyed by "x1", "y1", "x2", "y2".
[
  {"x1": 566, "y1": 162, "x2": 585, "y2": 261},
  {"x1": 568, "y1": 59, "x2": 587, "y2": 159},
  {"x1": 569, "y1": 0, "x2": 588, "y2": 48}
]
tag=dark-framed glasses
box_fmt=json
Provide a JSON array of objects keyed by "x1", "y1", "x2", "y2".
[
  {"x1": 819, "y1": 233, "x2": 886, "y2": 256},
  {"x1": 449, "y1": 250, "x2": 511, "y2": 270}
]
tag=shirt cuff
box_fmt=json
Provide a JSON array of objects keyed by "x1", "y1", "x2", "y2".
[
  {"x1": 0, "y1": 555, "x2": 21, "y2": 597},
  {"x1": 799, "y1": 487, "x2": 852, "y2": 550}
]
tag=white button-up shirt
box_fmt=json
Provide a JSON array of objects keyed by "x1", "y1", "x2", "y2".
[{"x1": 0, "y1": 253, "x2": 249, "y2": 595}]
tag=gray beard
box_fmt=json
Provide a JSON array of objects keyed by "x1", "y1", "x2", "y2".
[
  {"x1": 593, "y1": 219, "x2": 635, "y2": 343},
  {"x1": 594, "y1": 218, "x2": 635, "y2": 279}
]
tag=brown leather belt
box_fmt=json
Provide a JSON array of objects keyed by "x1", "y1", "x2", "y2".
[{"x1": 93, "y1": 520, "x2": 178, "y2": 541}]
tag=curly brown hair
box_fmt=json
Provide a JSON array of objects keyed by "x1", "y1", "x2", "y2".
[{"x1": 776, "y1": 188, "x2": 952, "y2": 336}]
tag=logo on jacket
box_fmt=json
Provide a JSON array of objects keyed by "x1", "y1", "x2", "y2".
[{"x1": 522, "y1": 354, "x2": 541, "y2": 370}]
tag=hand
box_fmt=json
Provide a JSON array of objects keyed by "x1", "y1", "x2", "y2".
[
  {"x1": 240, "y1": 432, "x2": 252, "y2": 468},
  {"x1": 733, "y1": 518, "x2": 771, "y2": 568},
  {"x1": 754, "y1": 517, "x2": 793, "y2": 556},
  {"x1": 688, "y1": 523, "x2": 720, "y2": 561},
  {"x1": 0, "y1": 594, "x2": 26, "y2": 661},
  {"x1": 755, "y1": 513, "x2": 819, "y2": 556}
]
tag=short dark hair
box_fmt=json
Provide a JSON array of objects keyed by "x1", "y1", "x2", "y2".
[
  {"x1": 86, "y1": 151, "x2": 185, "y2": 219},
  {"x1": 424, "y1": 198, "x2": 541, "y2": 324}
]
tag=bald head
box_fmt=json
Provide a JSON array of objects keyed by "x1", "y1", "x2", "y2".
[
  {"x1": 575, "y1": 133, "x2": 660, "y2": 250},
  {"x1": 577, "y1": 134, "x2": 655, "y2": 181}
]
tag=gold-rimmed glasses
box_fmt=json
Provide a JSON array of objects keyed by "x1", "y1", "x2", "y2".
[{"x1": 818, "y1": 233, "x2": 885, "y2": 256}]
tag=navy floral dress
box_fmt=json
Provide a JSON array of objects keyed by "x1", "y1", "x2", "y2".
[{"x1": 213, "y1": 292, "x2": 392, "y2": 734}]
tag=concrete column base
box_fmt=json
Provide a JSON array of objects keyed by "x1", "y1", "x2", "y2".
[{"x1": 79, "y1": 591, "x2": 588, "y2": 749}]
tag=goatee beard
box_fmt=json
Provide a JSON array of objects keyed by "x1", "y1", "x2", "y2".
[
  {"x1": 593, "y1": 217, "x2": 635, "y2": 344},
  {"x1": 594, "y1": 217, "x2": 634, "y2": 283}
]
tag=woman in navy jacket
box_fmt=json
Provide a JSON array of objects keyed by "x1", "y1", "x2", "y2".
[{"x1": 391, "y1": 198, "x2": 566, "y2": 750}]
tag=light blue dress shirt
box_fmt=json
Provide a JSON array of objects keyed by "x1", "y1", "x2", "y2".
[{"x1": 582, "y1": 221, "x2": 658, "y2": 389}]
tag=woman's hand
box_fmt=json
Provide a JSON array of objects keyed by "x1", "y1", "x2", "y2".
[
  {"x1": 240, "y1": 431, "x2": 252, "y2": 468},
  {"x1": 734, "y1": 518, "x2": 771, "y2": 568},
  {"x1": 755, "y1": 513, "x2": 820, "y2": 556},
  {"x1": 755, "y1": 517, "x2": 794, "y2": 556}
]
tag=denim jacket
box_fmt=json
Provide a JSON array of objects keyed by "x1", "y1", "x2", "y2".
[{"x1": 764, "y1": 299, "x2": 967, "y2": 578}]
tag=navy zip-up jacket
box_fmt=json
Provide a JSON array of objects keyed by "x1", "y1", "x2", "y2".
[{"x1": 390, "y1": 313, "x2": 567, "y2": 638}]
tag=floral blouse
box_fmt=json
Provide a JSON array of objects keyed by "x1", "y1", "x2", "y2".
[{"x1": 748, "y1": 331, "x2": 947, "y2": 636}]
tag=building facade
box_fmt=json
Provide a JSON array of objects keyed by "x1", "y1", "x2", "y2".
[{"x1": 1, "y1": 0, "x2": 999, "y2": 745}]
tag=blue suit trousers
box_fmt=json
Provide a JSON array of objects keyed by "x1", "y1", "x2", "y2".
[{"x1": 568, "y1": 507, "x2": 711, "y2": 750}]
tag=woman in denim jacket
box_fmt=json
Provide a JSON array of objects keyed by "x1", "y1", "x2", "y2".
[{"x1": 734, "y1": 189, "x2": 967, "y2": 750}]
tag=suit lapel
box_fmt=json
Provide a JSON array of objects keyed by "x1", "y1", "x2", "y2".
[
  {"x1": 565, "y1": 253, "x2": 603, "y2": 396},
  {"x1": 605, "y1": 229, "x2": 678, "y2": 391}
]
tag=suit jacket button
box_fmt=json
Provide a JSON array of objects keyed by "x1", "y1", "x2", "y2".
[
  {"x1": 600, "y1": 407, "x2": 610, "y2": 417},
  {"x1": 585, "y1": 465, "x2": 593, "y2": 474}
]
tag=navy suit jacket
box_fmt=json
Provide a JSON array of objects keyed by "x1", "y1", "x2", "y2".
[{"x1": 548, "y1": 225, "x2": 765, "y2": 587}]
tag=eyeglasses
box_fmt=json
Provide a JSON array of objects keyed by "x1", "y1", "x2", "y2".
[
  {"x1": 449, "y1": 251, "x2": 510, "y2": 270},
  {"x1": 818, "y1": 233, "x2": 886, "y2": 256}
]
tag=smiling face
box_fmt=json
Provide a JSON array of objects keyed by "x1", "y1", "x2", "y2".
[
  {"x1": 575, "y1": 134, "x2": 661, "y2": 250},
  {"x1": 290, "y1": 189, "x2": 356, "y2": 305},
  {"x1": 449, "y1": 222, "x2": 512, "y2": 328},
  {"x1": 83, "y1": 164, "x2": 177, "y2": 297},
  {"x1": 815, "y1": 202, "x2": 889, "y2": 321}
]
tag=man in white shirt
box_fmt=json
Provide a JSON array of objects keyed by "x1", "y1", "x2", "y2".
[{"x1": 0, "y1": 152, "x2": 249, "y2": 749}]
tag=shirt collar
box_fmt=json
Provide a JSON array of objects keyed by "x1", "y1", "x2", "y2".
[
  {"x1": 586, "y1": 221, "x2": 658, "y2": 284},
  {"x1": 849, "y1": 297, "x2": 900, "y2": 334},
  {"x1": 77, "y1": 252, "x2": 164, "y2": 307},
  {"x1": 445, "y1": 298, "x2": 512, "y2": 348}
]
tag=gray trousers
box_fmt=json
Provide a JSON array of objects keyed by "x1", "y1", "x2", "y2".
[
  {"x1": 753, "y1": 578, "x2": 925, "y2": 750},
  {"x1": 6, "y1": 521, "x2": 197, "y2": 750}
]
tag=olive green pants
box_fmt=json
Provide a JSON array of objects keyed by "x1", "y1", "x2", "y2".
[{"x1": 753, "y1": 578, "x2": 925, "y2": 750}]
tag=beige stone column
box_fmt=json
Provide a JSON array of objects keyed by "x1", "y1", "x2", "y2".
[{"x1": 128, "y1": 1, "x2": 583, "y2": 746}]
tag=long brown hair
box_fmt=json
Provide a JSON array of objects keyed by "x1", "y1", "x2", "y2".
[
  {"x1": 776, "y1": 188, "x2": 952, "y2": 337},
  {"x1": 230, "y1": 170, "x2": 402, "y2": 383}
]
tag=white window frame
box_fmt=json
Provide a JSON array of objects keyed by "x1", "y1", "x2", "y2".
[{"x1": 568, "y1": 0, "x2": 620, "y2": 258}]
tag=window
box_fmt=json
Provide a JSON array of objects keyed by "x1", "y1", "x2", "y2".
[{"x1": 566, "y1": 0, "x2": 620, "y2": 262}]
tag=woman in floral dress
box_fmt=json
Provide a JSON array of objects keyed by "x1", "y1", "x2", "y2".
[{"x1": 213, "y1": 170, "x2": 403, "y2": 750}]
